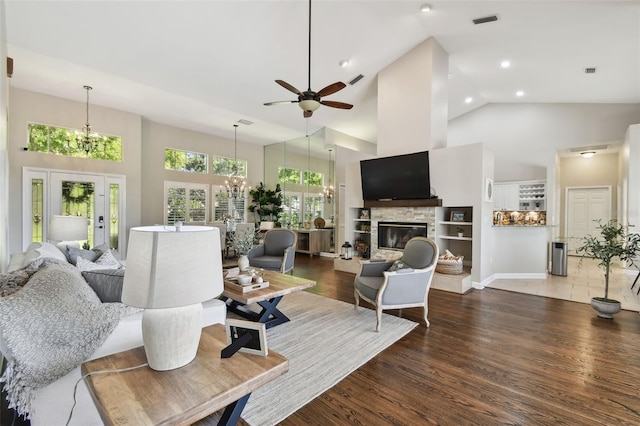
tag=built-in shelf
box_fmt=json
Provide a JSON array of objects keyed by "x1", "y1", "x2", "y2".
[
  {"x1": 440, "y1": 235, "x2": 473, "y2": 241},
  {"x1": 364, "y1": 199, "x2": 443, "y2": 208},
  {"x1": 439, "y1": 221, "x2": 472, "y2": 226}
]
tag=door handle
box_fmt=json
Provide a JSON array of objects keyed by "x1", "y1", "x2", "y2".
[{"x1": 96, "y1": 225, "x2": 104, "y2": 229}]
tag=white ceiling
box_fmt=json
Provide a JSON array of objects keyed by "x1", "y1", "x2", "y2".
[{"x1": 4, "y1": 1, "x2": 639, "y2": 146}]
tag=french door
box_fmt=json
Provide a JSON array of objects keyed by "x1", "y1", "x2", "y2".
[{"x1": 23, "y1": 168, "x2": 126, "y2": 257}]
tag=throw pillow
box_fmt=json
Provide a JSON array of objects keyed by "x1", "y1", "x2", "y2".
[
  {"x1": 388, "y1": 259, "x2": 413, "y2": 273},
  {"x1": 76, "y1": 251, "x2": 122, "y2": 272},
  {"x1": 82, "y1": 269, "x2": 125, "y2": 303},
  {"x1": 66, "y1": 246, "x2": 101, "y2": 265}
]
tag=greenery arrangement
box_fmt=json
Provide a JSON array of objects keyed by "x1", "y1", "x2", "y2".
[
  {"x1": 576, "y1": 219, "x2": 640, "y2": 301},
  {"x1": 248, "y1": 182, "x2": 283, "y2": 224},
  {"x1": 230, "y1": 227, "x2": 260, "y2": 256}
]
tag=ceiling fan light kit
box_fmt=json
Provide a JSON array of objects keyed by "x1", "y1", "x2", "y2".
[{"x1": 264, "y1": 0, "x2": 353, "y2": 117}]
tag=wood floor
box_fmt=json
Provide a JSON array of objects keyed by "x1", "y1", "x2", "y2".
[{"x1": 273, "y1": 255, "x2": 640, "y2": 426}]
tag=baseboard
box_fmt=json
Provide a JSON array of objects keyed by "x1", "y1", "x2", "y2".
[{"x1": 491, "y1": 272, "x2": 548, "y2": 280}]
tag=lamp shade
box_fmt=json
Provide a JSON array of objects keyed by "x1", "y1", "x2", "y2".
[
  {"x1": 122, "y1": 226, "x2": 222, "y2": 309},
  {"x1": 49, "y1": 215, "x2": 89, "y2": 241}
]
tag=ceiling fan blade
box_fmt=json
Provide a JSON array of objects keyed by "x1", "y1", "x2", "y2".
[
  {"x1": 264, "y1": 100, "x2": 298, "y2": 106},
  {"x1": 321, "y1": 100, "x2": 353, "y2": 110},
  {"x1": 303, "y1": 110, "x2": 313, "y2": 118},
  {"x1": 276, "y1": 80, "x2": 303, "y2": 96},
  {"x1": 317, "y1": 81, "x2": 346, "y2": 97}
]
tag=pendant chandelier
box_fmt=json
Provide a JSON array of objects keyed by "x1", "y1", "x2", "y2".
[
  {"x1": 322, "y1": 148, "x2": 334, "y2": 203},
  {"x1": 225, "y1": 124, "x2": 246, "y2": 199},
  {"x1": 68, "y1": 85, "x2": 108, "y2": 154}
]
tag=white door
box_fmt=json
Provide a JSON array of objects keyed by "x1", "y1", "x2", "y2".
[
  {"x1": 23, "y1": 168, "x2": 126, "y2": 256},
  {"x1": 566, "y1": 187, "x2": 611, "y2": 254}
]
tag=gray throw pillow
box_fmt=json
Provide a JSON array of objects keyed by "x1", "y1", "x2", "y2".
[
  {"x1": 67, "y1": 246, "x2": 101, "y2": 265},
  {"x1": 82, "y1": 269, "x2": 125, "y2": 303}
]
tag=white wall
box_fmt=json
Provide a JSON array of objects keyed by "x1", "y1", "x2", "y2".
[
  {"x1": 0, "y1": 0, "x2": 8, "y2": 272},
  {"x1": 448, "y1": 103, "x2": 640, "y2": 181}
]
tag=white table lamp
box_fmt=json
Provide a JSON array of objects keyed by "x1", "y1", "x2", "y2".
[
  {"x1": 49, "y1": 215, "x2": 89, "y2": 251},
  {"x1": 122, "y1": 225, "x2": 223, "y2": 371}
]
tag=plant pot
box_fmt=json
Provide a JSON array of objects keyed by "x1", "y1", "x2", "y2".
[
  {"x1": 590, "y1": 297, "x2": 621, "y2": 319},
  {"x1": 457, "y1": 233, "x2": 464, "y2": 238}
]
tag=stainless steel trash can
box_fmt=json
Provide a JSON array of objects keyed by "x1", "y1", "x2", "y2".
[{"x1": 551, "y1": 241, "x2": 568, "y2": 276}]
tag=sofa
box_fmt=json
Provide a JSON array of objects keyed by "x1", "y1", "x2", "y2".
[{"x1": 0, "y1": 242, "x2": 227, "y2": 425}]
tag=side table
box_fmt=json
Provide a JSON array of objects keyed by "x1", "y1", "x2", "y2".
[{"x1": 81, "y1": 324, "x2": 288, "y2": 425}]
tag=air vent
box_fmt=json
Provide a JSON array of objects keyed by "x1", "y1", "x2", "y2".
[
  {"x1": 348, "y1": 74, "x2": 364, "y2": 86},
  {"x1": 584, "y1": 67, "x2": 597, "y2": 74},
  {"x1": 237, "y1": 119, "x2": 254, "y2": 125},
  {"x1": 473, "y1": 15, "x2": 499, "y2": 25}
]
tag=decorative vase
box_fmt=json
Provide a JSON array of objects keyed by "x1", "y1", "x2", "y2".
[
  {"x1": 238, "y1": 255, "x2": 250, "y2": 272},
  {"x1": 590, "y1": 297, "x2": 621, "y2": 319}
]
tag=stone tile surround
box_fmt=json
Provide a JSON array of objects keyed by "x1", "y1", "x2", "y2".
[{"x1": 370, "y1": 207, "x2": 436, "y2": 259}]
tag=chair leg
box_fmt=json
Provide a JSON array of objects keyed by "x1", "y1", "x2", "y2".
[
  {"x1": 424, "y1": 306, "x2": 430, "y2": 328},
  {"x1": 376, "y1": 306, "x2": 382, "y2": 332},
  {"x1": 354, "y1": 290, "x2": 359, "y2": 309}
]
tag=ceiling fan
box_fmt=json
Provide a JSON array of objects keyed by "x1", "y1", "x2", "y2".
[{"x1": 264, "y1": 0, "x2": 353, "y2": 118}]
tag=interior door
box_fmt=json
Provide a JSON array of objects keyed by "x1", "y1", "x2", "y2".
[
  {"x1": 50, "y1": 173, "x2": 107, "y2": 248},
  {"x1": 566, "y1": 187, "x2": 611, "y2": 254}
]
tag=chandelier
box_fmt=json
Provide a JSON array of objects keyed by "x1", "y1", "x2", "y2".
[
  {"x1": 321, "y1": 148, "x2": 335, "y2": 203},
  {"x1": 67, "y1": 85, "x2": 108, "y2": 154},
  {"x1": 225, "y1": 124, "x2": 246, "y2": 199}
]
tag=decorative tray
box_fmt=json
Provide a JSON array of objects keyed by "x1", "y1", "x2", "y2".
[{"x1": 225, "y1": 279, "x2": 270, "y2": 293}]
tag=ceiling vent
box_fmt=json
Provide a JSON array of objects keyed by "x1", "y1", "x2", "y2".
[
  {"x1": 237, "y1": 119, "x2": 254, "y2": 125},
  {"x1": 473, "y1": 15, "x2": 499, "y2": 25},
  {"x1": 568, "y1": 144, "x2": 609, "y2": 153},
  {"x1": 348, "y1": 74, "x2": 364, "y2": 86},
  {"x1": 584, "y1": 67, "x2": 597, "y2": 74}
]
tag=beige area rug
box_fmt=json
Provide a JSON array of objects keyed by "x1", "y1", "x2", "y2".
[{"x1": 199, "y1": 291, "x2": 416, "y2": 426}]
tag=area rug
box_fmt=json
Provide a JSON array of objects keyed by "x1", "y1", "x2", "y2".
[{"x1": 227, "y1": 291, "x2": 416, "y2": 426}]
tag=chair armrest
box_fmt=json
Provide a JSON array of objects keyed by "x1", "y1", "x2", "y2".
[
  {"x1": 247, "y1": 245, "x2": 265, "y2": 260},
  {"x1": 282, "y1": 246, "x2": 296, "y2": 272},
  {"x1": 358, "y1": 261, "x2": 393, "y2": 277}
]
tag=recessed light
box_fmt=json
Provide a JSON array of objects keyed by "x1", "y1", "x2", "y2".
[
  {"x1": 339, "y1": 59, "x2": 350, "y2": 68},
  {"x1": 516, "y1": 90, "x2": 525, "y2": 97},
  {"x1": 465, "y1": 97, "x2": 473, "y2": 104},
  {"x1": 581, "y1": 151, "x2": 596, "y2": 158},
  {"x1": 420, "y1": 4, "x2": 432, "y2": 12},
  {"x1": 500, "y1": 60, "x2": 511, "y2": 68}
]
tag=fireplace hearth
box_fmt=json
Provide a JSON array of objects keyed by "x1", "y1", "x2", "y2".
[{"x1": 378, "y1": 221, "x2": 428, "y2": 251}]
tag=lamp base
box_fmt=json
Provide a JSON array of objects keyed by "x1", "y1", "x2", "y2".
[{"x1": 142, "y1": 303, "x2": 203, "y2": 371}]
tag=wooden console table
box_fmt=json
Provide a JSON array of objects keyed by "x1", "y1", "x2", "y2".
[
  {"x1": 294, "y1": 229, "x2": 332, "y2": 256},
  {"x1": 81, "y1": 324, "x2": 288, "y2": 425}
]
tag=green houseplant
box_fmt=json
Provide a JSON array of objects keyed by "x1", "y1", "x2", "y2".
[
  {"x1": 575, "y1": 219, "x2": 640, "y2": 318},
  {"x1": 248, "y1": 182, "x2": 283, "y2": 226}
]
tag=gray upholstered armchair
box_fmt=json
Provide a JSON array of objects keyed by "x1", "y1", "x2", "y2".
[
  {"x1": 354, "y1": 237, "x2": 439, "y2": 331},
  {"x1": 247, "y1": 229, "x2": 297, "y2": 274}
]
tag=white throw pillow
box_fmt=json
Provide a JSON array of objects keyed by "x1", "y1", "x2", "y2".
[{"x1": 76, "y1": 251, "x2": 122, "y2": 272}]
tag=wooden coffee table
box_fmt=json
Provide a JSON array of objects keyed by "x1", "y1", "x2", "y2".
[
  {"x1": 81, "y1": 324, "x2": 288, "y2": 426},
  {"x1": 222, "y1": 270, "x2": 316, "y2": 329}
]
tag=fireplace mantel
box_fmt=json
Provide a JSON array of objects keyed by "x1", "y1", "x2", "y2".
[{"x1": 364, "y1": 199, "x2": 442, "y2": 208}]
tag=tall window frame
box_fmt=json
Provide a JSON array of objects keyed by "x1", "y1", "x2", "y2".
[{"x1": 164, "y1": 181, "x2": 209, "y2": 225}]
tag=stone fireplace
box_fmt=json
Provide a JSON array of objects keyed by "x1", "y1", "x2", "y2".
[{"x1": 370, "y1": 207, "x2": 437, "y2": 257}]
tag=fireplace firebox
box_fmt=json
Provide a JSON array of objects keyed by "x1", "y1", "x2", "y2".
[{"x1": 377, "y1": 222, "x2": 428, "y2": 251}]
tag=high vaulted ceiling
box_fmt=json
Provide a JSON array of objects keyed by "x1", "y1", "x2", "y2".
[{"x1": 4, "y1": 1, "x2": 639, "y2": 146}]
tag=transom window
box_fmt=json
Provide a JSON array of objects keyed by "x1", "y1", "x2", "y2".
[
  {"x1": 211, "y1": 156, "x2": 247, "y2": 178},
  {"x1": 28, "y1": 123, "x2": 123, "y2": 161},
  {"x1": 165, "y1": 148, "x2": 207, "y2": 173},
  {"x1": 278, "y1": 167, "x2": 323, "y2": 186}
]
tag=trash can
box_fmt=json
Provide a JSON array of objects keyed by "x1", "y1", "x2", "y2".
[{"x1": 551, "y1": 241, "x2": 568, "y2": 276}]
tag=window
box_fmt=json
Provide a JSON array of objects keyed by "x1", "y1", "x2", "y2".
[
  {"x1": 109, "y1": 184, "x2": 120, "y2": 251},
  {"x1": 31, "y1": 179, "x2": 44, "y2": 243},
  {"x1": 164, "y1": 148, "x2": 207, "y2": 173},
  {"x1": 280, "y1": 191, "x2": 323, "y2": 227},
  {"x1": 213, "y1": 187, "x2": 247, "y2": 223},
  {"x1": 164, "y1": 182, "x2": 209, "y2": 224},
  {"x1": 28, "y1": 123, "x2": 122, "y2": 161},
  {"x1": 278, "y1": 167, "x2": 301, "y2": 184},
  {"x1": 303, "y1": 170, "x2": 323, "y2": 187},
  {"x1": 211, "y1": 156, "x2": 247, "y2": 178}
]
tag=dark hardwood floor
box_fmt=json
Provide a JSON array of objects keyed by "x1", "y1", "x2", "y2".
[{"x1": 272, "y1": 255, "x2": 640, "y2": 426}]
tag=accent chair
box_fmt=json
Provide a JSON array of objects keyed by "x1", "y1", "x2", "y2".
[
  {"x1": 354, "y1": 237, "x2": 439, "y2": 331},
  {"x1": 247, "y1": 229, "x2": 297, "y2": 274}
]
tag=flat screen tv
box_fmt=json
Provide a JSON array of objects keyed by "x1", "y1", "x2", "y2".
[{"x1": 360, "y1": 151, "x2": 430, "y2": 201}]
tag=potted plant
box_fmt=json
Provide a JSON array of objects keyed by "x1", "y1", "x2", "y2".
[
  {"x1": 230, "y1": 227, "x2": 259, "y2": 271},
  {"x1": 456, "y1": 227, "x2": 464, "y2": 238},
  {"x1": 575, "y1": 219, "x2": 640, "y2": 318},
  {"x1": 248, "y1": 182, "x2": 283, "y2": 227}
]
